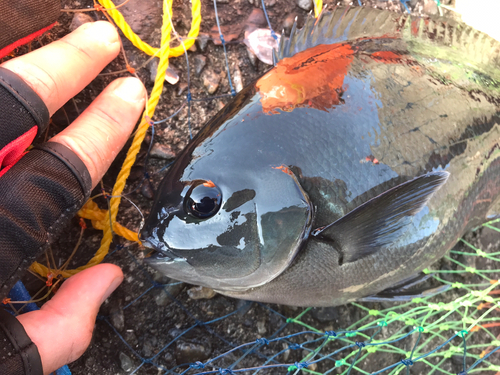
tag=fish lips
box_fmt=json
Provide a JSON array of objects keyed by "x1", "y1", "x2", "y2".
[{"x1": 142, "y1": 238, "x2": 213, "y2": 288}]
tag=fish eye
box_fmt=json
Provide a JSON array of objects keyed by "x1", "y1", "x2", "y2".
[{"x1": 184, "y1": 180, "x2": 222, "y2": 219}]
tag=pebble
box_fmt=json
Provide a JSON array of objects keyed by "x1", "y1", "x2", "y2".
[
  {"x1": 187, "y1": 286, "x2": 217, "y2": 300},
  {"x1": 140, "y1": 179, "x2": 155, "y2": 200},
  {"x1": 142, "y1": 340, "x2": 154, "y2": 357},
  {"x1": 155, "y1": 282, "x2": 186, "y2": 306},
  {"x1": 164, "y1": 351, "x2": 174, "y2": 362},
  {"x1": 148, "y1": 58, "x2": 159, "y2": 83},
  {"x1": 248, "y1": 0, "x2": 276, "y2": 5},
  {"x1": 256, "y1": 320, "x2": 267, "y2": 335},
  {"x1": 165, "y1": 65, "x2": 180, "y2": 85},
  {"x1": 282, "y1": 343, "x2": 290, "y2": 362},
  {"x1": 177, "y1": 82, "x2": 188, "y2": 96},
  {"x1": 202, "y1": 69, "x2": 221, "y2": 94},
  {"x1": 236, "y1": 299, "x2": 253, "y2": 316},
  {"x1": 297, "y1": 0, "x2": 313, "y2": 11},
  {"x1": 311, "y1": 306, "x2": 339, "y2": 322},
  {"x1": 244, "y1": 28, "x2": 280, "y2": 66},
  {"x1": 193, "y1": 54, "x2": 207, "y2": 75},
  {"x1": 119, "y1": 352, "x2": 134, "y2": 373},
  {"x1": 232, "y1": 65, "x2": 244, "y2": 93},
  {"x1": 150, "y1": 144, "x2": 176, "y2": 160},
  {"x1": 196, "y1": 33, "x2": 210, "y2": 52},
  {"x1": 70, "y1": 13, "x2": 94, "y2": 31},
  {"x1": 423, "y1": 0, "x2": 438, "y2": 15},
  {"x1": 110, "y1": 306, "x2": 125, "y2": 330},
  {"x1": 282, "y1": 14, "x2": 296, "y2": 36},
  {"x1": 246, "y1": 47, "x2": 258, "y2": 67},
  {"x1": 175, "y1": 341, "x2": 212, "y2": 364},
  {"x1": 154, "y1": 290, "x2": 170, "y2": 307}
]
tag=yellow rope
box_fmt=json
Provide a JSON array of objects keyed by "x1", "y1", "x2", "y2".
[
  {"x1": 29, "y1": 0, "x2": 201, "y2": 279},
  {"x1": 98, "y1": 0, "x2": 201, "y2": 57},
  {"x1": 313, "y1": 0, "x2": 323, "y2": 18}
]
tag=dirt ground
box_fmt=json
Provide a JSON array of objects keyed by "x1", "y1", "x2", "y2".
[{"x1": 9, "y1": 0, "x2": 500, "y2": 374}]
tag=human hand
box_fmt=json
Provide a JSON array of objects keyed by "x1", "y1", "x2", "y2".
[{"x1": 0, "y1": 21, "x2": 145, "y2": 374}]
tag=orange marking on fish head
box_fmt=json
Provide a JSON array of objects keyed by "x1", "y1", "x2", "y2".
[
  {"x1": 256, "y1": 43, "x2": 355, "y2": 114},
  {"x1": 203, "y1": 180, "x2": 216, "y2": 188}
]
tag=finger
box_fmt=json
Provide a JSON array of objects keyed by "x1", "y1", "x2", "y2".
[
  {"x1": 49, "y1": 77, "x2": 146, "y2": 188},
  {"x1": 1, "y1": 21, "x2": 120, "y2": 116},
  {"x1": 16, "y1": 264, "x2": 123, "y2": 375}
]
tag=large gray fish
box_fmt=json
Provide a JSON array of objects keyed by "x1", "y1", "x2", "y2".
[{"x1": 141, "y1": 7, "x2": 500, "y2": 307}]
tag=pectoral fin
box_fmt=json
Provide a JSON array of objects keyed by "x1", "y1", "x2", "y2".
[{"x1": 313, "y1": 171, "x2": 450, "y2": 263}]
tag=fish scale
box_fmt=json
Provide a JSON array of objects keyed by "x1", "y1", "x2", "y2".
[{"x1": 142, "y1": 7, "x2": 500, "y2": 306}]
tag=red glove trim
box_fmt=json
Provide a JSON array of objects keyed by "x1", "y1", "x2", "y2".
[
  {"x1": 0, "y1": 126, "x2": 37, "y2": 175},
  {"x1": 0, "y1": 22, "x2": 56, "y2": 59}
]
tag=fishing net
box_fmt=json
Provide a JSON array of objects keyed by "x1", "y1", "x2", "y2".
[{"x1": 4, "y1": 0, "x2": 500, "y2": 374}]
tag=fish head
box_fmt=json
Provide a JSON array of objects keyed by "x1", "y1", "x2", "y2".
[{"x1": 141, "y1": 154, "x2": 313, "y2": 292}]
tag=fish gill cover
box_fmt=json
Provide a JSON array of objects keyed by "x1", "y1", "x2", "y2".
[{"x1": 5, "y1": 0, "x2": 500, "y2": 374}]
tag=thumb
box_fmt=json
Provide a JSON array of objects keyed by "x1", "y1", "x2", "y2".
[{"x1": 16, "y1": 264, "x2": 123, "y2": 375}]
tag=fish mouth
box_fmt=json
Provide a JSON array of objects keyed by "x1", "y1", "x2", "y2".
[{"x1": 142, "y1": 239, "x2": 186, "y2": 265}]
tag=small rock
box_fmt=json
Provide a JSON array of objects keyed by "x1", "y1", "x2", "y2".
[
  {"x1": 193, "y1": 54, "x2": 207, "y2": 75},
  {"x1": 119, "y1": 352, "x2": 134, "y2": 373},
  {"x1": 164, "y1": 281, "x2": 186, "y2": 299},
  {"x1": 311, "y1": 306, "x2": 339, "y2": 322},
  {"x1": 85, "y1": 356, "x2": 95, "y2": 368},
  {"x1": 187, "y1": 286, "x2": 217, "y2": 300},
  {"x1": 141, "y1": 179, "x2": 154, "y2": 200},
  {"x1": 244, "y1": 8, "x2": 267, "y2": 34},
  {"x1": 216, "y1": 0, "x2": 229, "y2": 3},
  {"x1": 165, "y1": 65, "x2": 180, "y2": 85},
  {"x1": 283, "y1": 14, "x2": 296, "y2": 36},
  {"x1": 236, "y1": 299, "x2": 253, "y2": 316},
  {"x1": 232, "y1": 65, "x2": 244, "y2": 93},
  {"x1": 143, "y1": 340, "x2": 155, "y2": 357},
  {"x1": 177, "y1": 82, "x2": 188, "y2": 96},
  {"x1": 124, "y1": 330, "x2": 138, "y2": 346},
  {"x1": 196, "y1": 33, "x2": 209, "y2": 52},
  {"x1": 154, "y1": 290, "x2": 170, "y2": 307},
  {"x1": 247, "y1": 47, "x2": 258, "y2": 67},
  {"x1": 164, "y1": 351, "x2": 174, "y2": 362},
  {"x1": 188, "y1": 43, "x2": 197, "y2": 52},
  {"x1": 256, "y1": 320, "x2": 267, "y2": 335},
  {"x1": 202, "y1": 69, "x2": 221, "y2": 94},
  {"x1": 297, "y1": 0, "x2": 313, "y2": 11},
  {"x1": 148, "y1": 58, "x2": 159, "y2": 83},
  {"x1": 150, "y1": 144, "x2": 176, "y2": 160},
  {"x1": 423, "y1": 0, "x2": 438, "y2": 15},
  {"x1": 110, "y1": 306, "x2": 125, "y2": 330},
  {"x1": 263, "y1": 0, "x2": 276, "y2": 6},
  {"x1": 244, "y1": 28, "x2": 280, "y2": 66},
  {"x1": 282, "y1": 343, "x2": 290, "y2": 362},
  {"x1": 70, "y1": 13, "x2": 94, "y2": 31},
  {"x1": 175, "y1": 341, "x2": 212, "y2": 364}
]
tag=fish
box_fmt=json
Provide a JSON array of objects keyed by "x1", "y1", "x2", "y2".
[{"x1": 141, "y1": 7, "x2": 500, "y2": 307}]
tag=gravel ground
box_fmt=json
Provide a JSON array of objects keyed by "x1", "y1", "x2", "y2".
[{"x1": 8, "y1": 0, "x2": 500, "y2": 374}]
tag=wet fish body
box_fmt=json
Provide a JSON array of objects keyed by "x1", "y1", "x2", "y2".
[{"x1": 142, "y1": 7, "x2": 500, "y2": 307}]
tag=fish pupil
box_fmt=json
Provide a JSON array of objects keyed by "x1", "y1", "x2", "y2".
[{"x1": 185, "y1": 182, "x2": 222, "y2": 219}]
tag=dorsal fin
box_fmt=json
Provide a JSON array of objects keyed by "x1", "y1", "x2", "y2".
[{"x1": 274, "y1": 7, "x2": 500, "y2": 83}]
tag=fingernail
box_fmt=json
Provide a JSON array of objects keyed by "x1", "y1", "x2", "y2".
[
  {"x1": 101, "y1": 275, "x2": 123, "y2": 304},
  {"x1": 82, "y1": 21, "x2": 119, "y2": 44},
  {"x1": 114, "y1": 77, "x2": 146, "y2": 103}
]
